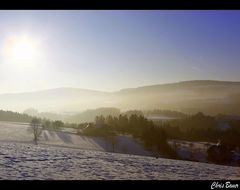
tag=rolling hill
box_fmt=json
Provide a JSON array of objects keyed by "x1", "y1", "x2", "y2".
[{"x1": 0, "y1": 80, "x2": 240, "y2": 115}]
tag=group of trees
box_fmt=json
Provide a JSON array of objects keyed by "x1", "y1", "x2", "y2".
[
  {"x1": 82, "y1": 114, "x2": 177, "y2": 158},
  {"x1": 41, "y1": 119, "x2": 65, "y2": 129},
  {"x1": 223, "y1": 120, "x2": 240, "y2": 148},
  {"x1": 156, "y1": 112, "x2": 240, "y2": 150},
  {"x1": 29, "y1": 118, "x2": 79, "y2": 144},
  {"x1": 157, "y1": 112, "x2": 220, "y2": 142},
  {"x1": 0, "y1": 110, "x2": 33, "y2": 123}
]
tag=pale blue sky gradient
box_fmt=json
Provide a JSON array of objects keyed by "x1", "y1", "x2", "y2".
[{"x1": 0, "y1": 10, "x2": 240, "y2": 93}]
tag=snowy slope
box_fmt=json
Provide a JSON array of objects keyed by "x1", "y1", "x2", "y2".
[
  {"x1": 0, "y1": 121, "x2": 153, "y2": 156},
  {"x1": 0, "y1": 142, "x2": 239, "y2": 180},
  {"x1": 0, "y1": 121, "x2": 239, "y2": 180}
]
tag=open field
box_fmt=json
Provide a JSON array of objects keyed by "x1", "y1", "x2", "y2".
[{"x1": 0, "y1": 142, "x2": 240, "y2": 180}]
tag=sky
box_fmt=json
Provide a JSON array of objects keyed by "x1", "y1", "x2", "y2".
[{"x1": 0, "y1": 10, "x2": 240, "y2": 93}]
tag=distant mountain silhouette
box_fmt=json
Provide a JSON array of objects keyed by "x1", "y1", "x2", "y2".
[{"x1": 1, "y1": 80, "x2": 240, "y2": 115}]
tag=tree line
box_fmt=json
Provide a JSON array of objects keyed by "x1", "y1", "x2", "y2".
[
  {"x1": 0, "y1": 110, "x2": 33, "y2": 123},
  {"x1": 82, "y1": 114, "x2": 178, "y2": 158},
  {"x1": 157, "y1": 112, "x2": 240, "y2": 149}
]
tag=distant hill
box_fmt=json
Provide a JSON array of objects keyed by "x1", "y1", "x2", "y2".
[
  {"x1": 114, "y1": 80, "x2": 240, "y2": 115},
  {"x1": 1, "y1": 80, "x2": 240, "y2": 115},
  {"x1": 0, "y1": 87, "x2": 108, "y2": 113}
]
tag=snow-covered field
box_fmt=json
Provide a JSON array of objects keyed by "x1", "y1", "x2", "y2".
[
  {"x1": 0, "y1": 142, "x2": 240, "y2": 180},
  {"x1": 0, "y1": 121, "x2": 240, "y2": 180},
  {"x1": 0, "y1": 121, "x2": 152, "y2": 156}
]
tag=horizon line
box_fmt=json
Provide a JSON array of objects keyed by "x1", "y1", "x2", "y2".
[{"x1": 0, "y1": 79, "x2": 240, "y2": 95}]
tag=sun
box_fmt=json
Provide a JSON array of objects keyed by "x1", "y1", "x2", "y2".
[
  {"x1": 3, "y1": 35, "x2": 40, "y2": 66},
  {"x1": 11, "y1": 39, "x2": 37, "y2": 62}
]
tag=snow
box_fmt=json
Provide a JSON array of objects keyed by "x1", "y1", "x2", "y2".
[
  {"x1": 40, "y1": 130, "x2": 153, "y2": 156},
  {"x1": 0, "y1": 121, "x2": 239, "y2": 180},
  {"x1": 0, "y1": 142, "x2": 239, "y2": 180},
  {"x1": 168, "y1": 140, "x2": 214, "y2": 162},
  {"x1": 0, "y1": 121, "x2": 153, "y2": 156}
]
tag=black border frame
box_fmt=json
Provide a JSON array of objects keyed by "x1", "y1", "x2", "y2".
[
  {"x1": 0, "y1": 0, "x2": 239, "y2": 10},
  {"x1": 0, "y1": 0, "x2": 240, "y2": 189}
]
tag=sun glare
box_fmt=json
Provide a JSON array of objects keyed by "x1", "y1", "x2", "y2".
[{"x1": 3, "y1": 35, "x2": 40, "y2": 66}]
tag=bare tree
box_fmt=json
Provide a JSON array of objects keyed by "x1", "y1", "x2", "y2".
[{"x1": 30, "y1": 118, "x2": 43, "y2": 145}]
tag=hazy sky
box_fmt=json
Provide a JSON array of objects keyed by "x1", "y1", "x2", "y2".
[{"x1": 0, "y1": 10, "x2": 240, "y2": 93}]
